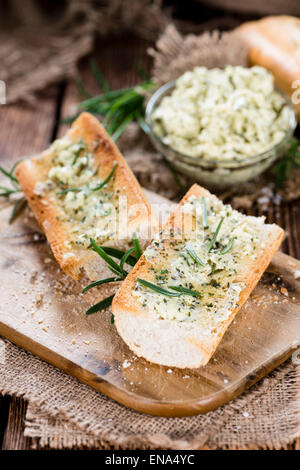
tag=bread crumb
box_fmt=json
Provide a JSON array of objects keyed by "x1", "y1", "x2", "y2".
[
  {"x1": 42, "y1": 327, "x2": 48, "y2": 333},
  {"x1": 72, "y1": 339, "x2": 76, "y2": 345},
  {"x1": 280, "y1": 287, "x2": 288, "y2": 296},
  {"x1": 83, "y1": 340, "x2": 90, "y2": 345},
  {"x1": 294, "y1": 270, "x2": 300, "y2": 280}
]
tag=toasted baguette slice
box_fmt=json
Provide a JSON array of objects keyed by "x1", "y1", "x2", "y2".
[
  {"x1": 16, "y1": 112, "x2": 158, "y2": 280},
  {"x1": 112, "y1": 184, "x2": 284, "y2": 368}
]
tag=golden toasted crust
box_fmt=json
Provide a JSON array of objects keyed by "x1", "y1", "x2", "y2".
[
  {"x1": 16, "y1": 112, "x2": 158, "y2": 279},
  {"x1": 238, "y1": 15, "x2": 300, "y2": 122},
  {"x1": 113, "y1": 184, "x2": 284, "y2": 368}
]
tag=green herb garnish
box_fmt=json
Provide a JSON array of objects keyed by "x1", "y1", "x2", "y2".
[
  {"x1": 220, "y1": 238, "x2": 234, "y2": 255},
  {"x1": 120, "y1": 247, "x2": 135, "y2": 271},
  {"x1": 90, "y1": 237, "x2": 127, "y2": 278},
  {"x1": 91, "y1": 162, "x2": 117, "y2": 191},
  {"x1": 57, "y1": 163, "x2": 117, "y2": 196},
  {"x1": 0, "y1": 160, "x2": 27, "y2": 223},
  {"x1": 169, "y1": 285, "x2": 201, "y2": 298},
  {"x1": 86, "y1": 295, "x2": 115, "y2": 315},
  {"x1": 208, "y1": 217, "x2": 224, "y2": 252},
  {"x1": 100, "y1": 246, "x2": 136, "y2": 266},
  {"x1": 82, "y1": 277, "x2": 121, "y2": 294},
  {"x1": 83, "y1": 234, "x2": 143, "y2": 315},
  {"x1": 71, "y1": 138, "x2": 85, "y2": 166},
  {"x1": 132, "y1": 232, "x2": 142, "y2": 260},
  {"x1": 186, "y1": 247, "x2": 206, "y2": 267},
  {"x1": 137, "y1": 278, "x2": 182, "y2": 297},
  {"x1": 66, "y1": 60, "x2": 155, "y2": 142}
]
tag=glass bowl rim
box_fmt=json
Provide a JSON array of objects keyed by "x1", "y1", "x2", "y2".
[{"x1": 145, "y1": 79, "x2": 297, "y2": 168}]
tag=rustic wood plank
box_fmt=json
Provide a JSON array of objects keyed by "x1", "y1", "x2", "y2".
[
  {"x1": 0, "y1": 395, "x2": 11, "y2": 448},
  {"x1": 0, "y1": 85, "x2": 60, "y2": 450},
  {"x1": 1, "y1": 397, "x2": 32, "y2": 450}
]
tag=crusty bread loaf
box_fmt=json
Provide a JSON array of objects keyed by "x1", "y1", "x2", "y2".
[
  {"x1": 238, "y1": 15, "x2": 300, "y2": 122},
  {"x1": 16, "y1": 112, "x2": 158, "y2": 280},
  {"x1": 112, "y1": 184, "x2": 284, "y2": 369}
]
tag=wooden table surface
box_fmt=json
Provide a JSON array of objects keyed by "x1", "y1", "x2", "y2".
[{"x1": 0, "y1": 35, "x2": 299, "y2": 450}]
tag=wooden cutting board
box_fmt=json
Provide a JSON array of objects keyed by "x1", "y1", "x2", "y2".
[{"x1": 0, "y1": 190, "x2": 299, "y2": 417}]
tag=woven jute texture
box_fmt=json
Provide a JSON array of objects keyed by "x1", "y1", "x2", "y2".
[{"x1": 0, "y1": 338, "x2": 299, "y2": 450}]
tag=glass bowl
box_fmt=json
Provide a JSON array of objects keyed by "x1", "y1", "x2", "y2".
[{"x1": 145, "y1": 80, "x2": 297, "y2": 190}]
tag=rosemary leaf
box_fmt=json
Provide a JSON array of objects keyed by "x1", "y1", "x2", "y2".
[
  {"x1": 91, "y1": 163, "x2": 117, "y2": 191},
  {"x1": 111, "y1": 113, "x2": 135, "y2": 142},
  {"x1": 169, "y1": 285, "x2": 201, "y2": 298},
  {"x1": 0, "y1": 166, "x2": 18, "y2": 183},
  {"x1": 137, "y1": 278, "x2": 182, "y2": 297},
  {"x1": 100, "y1": 246, "x2": 136, "y2": 266},
  {"x1": 186, "y1": 247, "x2": 206, "y2": 267},
  {"x1": 110, "y1": 314, "x2": 115, "y2": 324},
  {"x1": 90, "y1": 238, "x2": 127, "y2": 277},
  {"x1": 0, "y1": 186, "x2": 21, "y2": 196},
  {"x1": 132, "y1": 232, "x2": 143, "y2": 260},
  {"x1": 72, "y1": 139, "x2": 85, "y2": 166},
  {"x1": 89, "y1": 59, "x2": 110, "y2": 92},
  {"x1": 9, "y1": 197, "x2": 27, "y2": 224},
  {"x1": 220, "y1": 238, "x2": 234, "y2": 255},
  {"x1": 86, "y1": 294, "x2": 115, "y2": 315},
  {"x1": 57, "y1": 187, "x2": 82, "y2": 195},
  {"x1": 120, "y1": 247, "x2": 135, "y2": 271},
  {"x1": 82, "y1": 277, "x2": 121, "y2": 294},
  {"x1": 208, "y1": 217, "x2": 224, "y2": 252}
]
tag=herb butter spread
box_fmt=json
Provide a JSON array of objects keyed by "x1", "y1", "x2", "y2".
[
  {"x1": 133, "y1": 194, "x2": 265, "y2": 326},
  {"x1": 152, "y1": 66, "x2": 291, "y2": 161},
  {"x1": 35, "y1": 136, "x2": 121, "y2": 249}
]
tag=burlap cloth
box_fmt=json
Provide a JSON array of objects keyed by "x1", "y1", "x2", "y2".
[{"x1": 0, "y1": 338, "x2": 299, "y2": 450}]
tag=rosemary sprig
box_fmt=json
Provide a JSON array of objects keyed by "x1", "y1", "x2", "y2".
[
  {"x1": 186, "y1": 247, "x2": 206, "y2": 267},
  {"x1": 68, "y1": 60, "x2": 156, "y2": 142},
  {"x1": 0, "y1": 160, "x2": 27, "y2": 223},
  {"x1": 208, "y1": 217, "x2": 224, "y2": 252},
  {"x1": 83, "y1": 234, "x2": 143, "y2": 317},
  {"x1": 272, "y1": 138, "x2": 300, "y2": 188}
]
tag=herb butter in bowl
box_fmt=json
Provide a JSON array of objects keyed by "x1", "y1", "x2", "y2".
[{"x1": 146, "y1": 66, "x2": 296, "y2": 189}]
